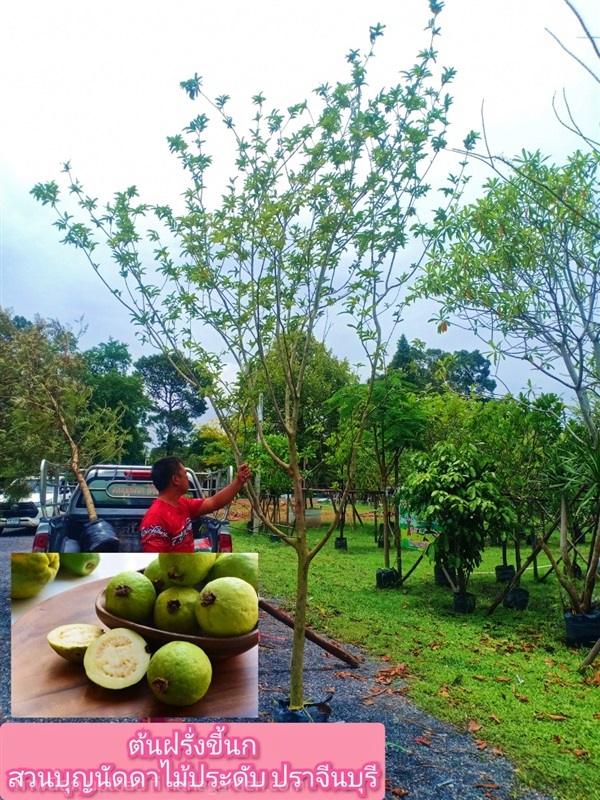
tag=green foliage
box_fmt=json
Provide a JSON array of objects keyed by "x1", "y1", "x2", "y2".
[
  {"x1": 421, "y1": 149, "x2": 600, "y2": 439},
  {"x1": 389, "y1": 334, "x2": 496, "y2": 395},
  {"x1": 403, "y1": 441, "x2": 516, "y2": 591},
  {"x1": 134, "y1": 353, "x2": 207, "y2": 455},
  {"x1": 0, "y1": 310, "x2": 128, "y2": 484}
]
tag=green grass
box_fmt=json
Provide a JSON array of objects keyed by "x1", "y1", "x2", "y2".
[{"x1": 232, "y1": 521, "x2": 600, "y2": 800}]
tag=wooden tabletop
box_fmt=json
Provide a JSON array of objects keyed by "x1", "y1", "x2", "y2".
[{"x1": 11, "y1": 577, "x2": 258, "y2": 719}]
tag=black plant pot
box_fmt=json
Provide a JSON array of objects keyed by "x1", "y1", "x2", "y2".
[
  {"x1": 376, "y1": 567, "x2": 399, "y2": 589},
  {"x1": 434, "y1": 565, "x2": 457, "y2": 588},
  {"x1": 334, "y1": 537, "x2": 348, "y2": 550},
  {"x1": 80, "y1": 519, "x2": 119, "y2": 552},
  {"x1": 503, "y1": 587, "x2": 530, "y2": 611},
  {"x1": 273, "y1": 696, "x2": 332, "y2": 723},
  {"x1": 453, "y1": 592, "x2": 476, "y2": 614},
  {"x1": 564, "y1": 608, "x2": 600, "y2": 647},
  {"x1": 269, "y1": 534, "x2": 281, "y2": 542},
  {"x1": 495, "y1": 564, "x2": 516, "y2": 583},
  {"x1": 377, "y1": 535, "x2": 384, "y2": 548},
  {"x1": 563, "y1": 564, "x2": 583, "y2": 580}
]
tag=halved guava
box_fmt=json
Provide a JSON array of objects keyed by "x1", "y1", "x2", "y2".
[
  {"x1": 47, "y1": 623, "x2": 104, "y2": 662},
  {"x1": 83, "y1": 627, "x2": 151, "y2": 689}
]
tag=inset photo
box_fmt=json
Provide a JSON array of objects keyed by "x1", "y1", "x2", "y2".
[{"x1": 11, "y1": 552, "x2": 258, "y2": 719}]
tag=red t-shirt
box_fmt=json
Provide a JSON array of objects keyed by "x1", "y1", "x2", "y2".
[{"x1": 140, "y1": 496, "x2": 205, "y2": 553}]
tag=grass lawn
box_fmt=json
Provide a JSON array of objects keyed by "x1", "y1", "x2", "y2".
[{"x1": 231, "y1": 519, "x2": 600, "y2": 800}]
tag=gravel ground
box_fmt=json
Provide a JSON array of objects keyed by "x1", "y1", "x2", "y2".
[{"x1": 0, "y1": 541, "x2": 555, "y2": 800}]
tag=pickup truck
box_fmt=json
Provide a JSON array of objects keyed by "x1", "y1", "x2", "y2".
[{"x1": 32, "y1": 463, "x2": 234, "y2": 553}]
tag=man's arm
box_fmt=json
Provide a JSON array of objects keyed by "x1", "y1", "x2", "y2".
[{"x1": 196, "y1": 463, "x2": 252, "y2": 517}]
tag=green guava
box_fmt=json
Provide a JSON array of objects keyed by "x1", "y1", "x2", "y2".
[
  {"x1": 158, "y1": 553, "x2": 217, "y2": 586},
  {"x1": 144, "y1": 558, "x2": 177, "y2": 593},
  {"x1": 147, "y1": 641, "x2": 212, "y2": 706},
  {"x1": 153, "y1": 587, "x2": 201, "y2": 635},
  {"x1": 47, "y1": 623, "x2": 104, "y2": 662},
  {"x1": 60, "y1": 553, "x2": 101, "y2": 577},
  {"x1": 195, "y1": 577, "x2": 258, "y2": 637},
  {"x1": 207, "y1": 553, "x2": 258, "y2": 591},
  {"x1": 104, "y1": 571, "x2": 156, "y2": 622},
  {"x1": 84, "y1": 627, "x2": 151, "y2": 689},
  {"x1": 11, "y1": 553, "x2": 60, "y2": 599}
]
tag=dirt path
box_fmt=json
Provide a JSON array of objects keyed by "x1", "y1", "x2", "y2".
[{"x1": 258, "y1": 602, "x2": 555, "y2": 800}]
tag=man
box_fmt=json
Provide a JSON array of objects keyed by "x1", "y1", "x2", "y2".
[{"x1": 140, "y1": 456, "x2": 252, "y2": 552}]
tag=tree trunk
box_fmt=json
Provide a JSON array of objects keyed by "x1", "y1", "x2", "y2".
[
  {"x1": 289, "y1": 543, "x2": 310, "y2": 709},
  {"x1": 581, "y1": 514, "x2": 600, "y2": 613}
]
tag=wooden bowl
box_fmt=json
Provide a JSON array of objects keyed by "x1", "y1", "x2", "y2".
[{"x1": 95, "y1": 588, "x2": 258, "y2": 661}]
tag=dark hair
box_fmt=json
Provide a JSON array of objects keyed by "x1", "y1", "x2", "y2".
[{"x1": 151, "y1": 456, "x2": 184, "y2": 492}]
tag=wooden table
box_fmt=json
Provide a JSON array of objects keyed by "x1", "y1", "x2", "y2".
[{"x1": 12, "y1": 577, "x2": 258, "y2": 719}]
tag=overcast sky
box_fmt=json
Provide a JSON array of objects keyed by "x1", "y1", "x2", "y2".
[{"x1": 1, "y1": 0, "x2": 599, "y2": 400}]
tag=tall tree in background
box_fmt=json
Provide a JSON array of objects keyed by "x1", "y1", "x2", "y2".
[
  {"x1": 83, "y1": 339, "x2": 151, "y2": 462},
  {"x1": 389, "y1": 333, "x2": 496, "y2": 395},
  {"x1": 135, "y1": 353, "x2": 207, "y2": 456}
]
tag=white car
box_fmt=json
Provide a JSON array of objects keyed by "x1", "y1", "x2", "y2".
[{"x1": 0, "y1": 478, "x2": 70, "y2": 533}]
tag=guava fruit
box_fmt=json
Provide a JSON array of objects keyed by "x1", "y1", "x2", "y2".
[
  {"x1": 153, "y1": 586, "x2": 202, "y2": 635},
  {"x1": 84, "y1": 627, "x2": 151, "y2": 689},
  {"x1": 60, "y1": 553, "x2": 101, "y2": 577},
  {"x1": 158, "y1": 553, "x2": 217, "y2": 586},
  {"x1": 104, "y1": 571, "x2": 156, "y2": 623},
  {"x1": 144, "y1": 558, "x2": 177, "y2": 594},
  {"x1": 11, "y1": 553, "x2": 60, "y2": 599},
  {"x1": 47, "y1": 623, "x2": 104, "y2": 662},
  {"x1": 195, "y1": 576, "x2": 258, "y2": 637},
  {"x1": 147, "y1": 641, "x2": 212, "y2": 706},
  {"x1": 207, "y1": 553, "x2": 258, "y2": 591}
]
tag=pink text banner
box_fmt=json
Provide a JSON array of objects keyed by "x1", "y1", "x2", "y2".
[{"x1": 1, "y1": 721, "x2": 385, "y2": 798}]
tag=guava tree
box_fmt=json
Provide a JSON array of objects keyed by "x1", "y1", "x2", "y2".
[{"x1": 31, "y1": 2, "x2": 468, "y2": 711}]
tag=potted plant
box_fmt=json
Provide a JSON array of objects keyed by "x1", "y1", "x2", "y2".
[{"x1": 403, "y1": 441, "x2": 516, "y2": 614}]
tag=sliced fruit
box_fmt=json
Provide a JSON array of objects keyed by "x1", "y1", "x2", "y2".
[
  {"x1": 47, "y1": 623, "x2": 104, "y2": 662},
  {"x1": 84, "y1": 627, "x2": 151, "y2": 689}
]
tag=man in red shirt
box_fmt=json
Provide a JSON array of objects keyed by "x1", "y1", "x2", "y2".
[{"x1": 141, "y1": 456, "x2": 252, "y2": 552}]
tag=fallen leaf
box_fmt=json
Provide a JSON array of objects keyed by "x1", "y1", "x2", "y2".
[
  {"x1": 472, "y1": 675, "x2": 488, "y2": 682},
  {"x1": 547, "y1": 713, "x2": 570, "y2": 721},
  {"x1": 439, "y1": 685, "x2": 451, "y2": 697},
  {"x1": 553, "y1": 736, "x2": 561, "y2": 744},
  {"x1": 414, "y1": 737, "x2": 431, "y2": 747},
  {"x1": 468, "y1": 720, "x2": 482, "y2": 733},
  {"x1": 491, "y1": 747, "x2": 504, "y2": 757},
  {"x1": 475, "y1": 783, "x2": 500, "y2": 790},
  {"x1": 594, "y1": 713, "x2": 600, "y2": 720},
  {"x1": 381, "y1": 655, "x2": 391, "y2": 662},
  {"x1": 430, "y1": 642, "x2": 441, "y2": 651},
  {"x1": 573, "y1": 749, "x2": 589, "y2": 758},
  {"x1": 516, "y1": 695, "x2": 530, "y2": 703},
  {"x1": 391, "y1": 789, "x2": 409, "y2": 797},
  {"x1": 335, "y1": 671, "x2": 366, "y2": 681},
  {"x1": 489, "y1": 714, "x2": 501, "y2": 725},
  {"x1": 362, "y1": 700, "x2": 375, "y2": 706},
  {"x1": 474, "y1": 739, "x2": 488, "y2": 750},
  {"x1": 494, "y1": 676, "x2": 511, "y2": 683}
]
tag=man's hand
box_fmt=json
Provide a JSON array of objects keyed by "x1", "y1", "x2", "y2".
[{"x1": 237, "y1": 463, "x2": 253, "y2": 485}]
